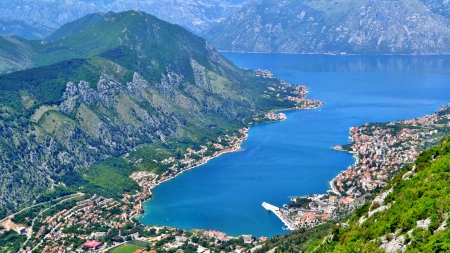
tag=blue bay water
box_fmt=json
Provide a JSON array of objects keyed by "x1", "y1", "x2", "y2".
[{"x1": 139, "y1": 54, "x2": 450, "y2": 237}]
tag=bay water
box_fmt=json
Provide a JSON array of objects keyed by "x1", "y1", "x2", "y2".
[{"x1": 139, "y1": 54, "x2": 450, "y2": 237}]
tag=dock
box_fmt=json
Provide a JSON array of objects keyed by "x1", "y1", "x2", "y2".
[{"x1": 262, "y1": 202, "x2": 297, "y2": 230}]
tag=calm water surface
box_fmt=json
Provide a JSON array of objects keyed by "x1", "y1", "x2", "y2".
[{"x1": 139, "y1": 54, "x2": 450, "y2": 237}]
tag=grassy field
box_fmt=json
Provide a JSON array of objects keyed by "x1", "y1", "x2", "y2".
[
  {"x1": 128, "y1": 240, "x2": 151, "y2": 247},
  {"x1": 108, "y1": 244, "x2": 143, "y2": 253}
]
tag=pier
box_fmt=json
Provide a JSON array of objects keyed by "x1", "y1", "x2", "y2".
[{"x1": 262, "y1": 202, "x2": 297, "y2": 230}]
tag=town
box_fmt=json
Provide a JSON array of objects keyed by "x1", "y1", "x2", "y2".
[
  {"x1": 0, "y1": 69, "x2": 325, "y2": 252},
  {"x1": 0, "y1": 128, "x2": 268, "y2": 252},
  {"x1": 262, "y1": 104, "x2": 450, "y2": 230}
]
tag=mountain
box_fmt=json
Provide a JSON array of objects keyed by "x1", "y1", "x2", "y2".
[
  {"x1": 0, "y1": 10, "x2": 307, "y2": 212},
  {"x1": 255, "y1": 136, "x2": 450, "y2": 253},
  {"x1": 0, "y1": 19, "x2": 55, "y2": 40},
  {"x1": 0, "y1": 0, "x2": 247, "y2": 34},
  {"x1": 203, "y1": 0, "x2": 450, "y2": 54}
]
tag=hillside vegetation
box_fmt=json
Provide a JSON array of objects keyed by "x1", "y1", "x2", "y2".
[
  {"x1": 204, "y1": 0, "x2": 450, "y2": 54},
  {"x1": 257, "y1": 136, "x2": 450, "y2": 252},
  {"x1": 0, "y1": 10, "x2": 304, "y2": 213}
]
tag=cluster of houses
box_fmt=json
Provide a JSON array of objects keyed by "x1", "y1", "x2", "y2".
[
  {"x1": 255, "y1": 69, "x2": 325, "y2": 111},
  {"x1": 283, "y1": 194, "x2": 337, "y2": 228},
  {"x1": 131, "y1": 129, "x2": 249, "y2": 194},
  {"x1": 5, "y1": 192, "x2": 148, "y2": 252},
  {"x1": 264, "y1": 111, "x2": 287, "y2": 121},
  {"x1": 276, "y1": 105, "x2": 450, "y2": 229},
  {"x1": 1, "y1": 127, "x2": 255, "y2": 252},
  {"x1": 330, "y1": 104, "x2": 450, "y2": 199},
  {"x1": 253, "y1": 69, "x2": 274, "y2": 79}
]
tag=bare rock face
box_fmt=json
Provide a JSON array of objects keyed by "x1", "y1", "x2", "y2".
[
  {"x1": 204, "y1": 0, "x2": 450, "y2": 54},
  {"x1": 380, "y1": 233, "x2": 407, "y2": 253}
]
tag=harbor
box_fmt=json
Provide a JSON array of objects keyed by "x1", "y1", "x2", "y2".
[{"x1": 262, "y1": 202, "x2": 297, "y2": 230}]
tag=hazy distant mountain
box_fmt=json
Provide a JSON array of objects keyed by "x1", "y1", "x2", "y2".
[
  {"x1": 0, "y1": 19, "x2": 55, "y2": 40},
  {"x1": 0, "y1": 0, "x2": 247, "y2": 34},
  {"x1": 203, "y1": 0, "x2": 450, "y2": 54},
  {"x1": 0, "y1": 10, "x2": 299, "y2": 211}
]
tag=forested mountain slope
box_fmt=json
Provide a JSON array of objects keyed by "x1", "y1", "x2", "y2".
[
  {"x1": 0, "y1": 10, "x2": 303, "y2": 213},
  {"x1": 204, "y1": 0, "x2": 450, "y2": 54}
]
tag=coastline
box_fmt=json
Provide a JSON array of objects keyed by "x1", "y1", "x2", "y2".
[
  {"x1": 328, "y1": 104, "x2": 450, "y2": 197},
  {"x1": 151, "y1": 129, "x2": 249, "y2": 188},
  {"x1": 133, "y1": 71, "x2": 326, "y2": 229},
  {"x1": 133, "y1": 69, "x2": 326, "y2": 229},
  {"x1": 132, "y1": 127, "x2": 252, "y2": 222},
  {"x1": 266, "y1": 104, "x2": 450, "y2": 231},
  {"x1": 221, "y1": 51, "x2": 450, "y2": 56},
  {"x1": 137, "y1": 111, "x2": 299, "y2": 192},
  {"x1": 135, "y1": 107, "x2": 325, "y2": 223}
]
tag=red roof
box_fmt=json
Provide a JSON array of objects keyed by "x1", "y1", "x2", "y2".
[{"x1": 82, "y1": 241, "x2": 101, "y2": 248}]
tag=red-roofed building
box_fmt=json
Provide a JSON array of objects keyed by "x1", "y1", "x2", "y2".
[{"x1": 82, "y1": 240, "x2": 102, "y2": 250}]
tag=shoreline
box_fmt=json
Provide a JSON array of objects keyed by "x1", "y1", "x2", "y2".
[
  {"x1": 221, "y1": 51, "x2": 450, "y2": 56},
  {"x1": 152, "y1": 130, "x2": 249, "y2": 188},
  {"x1": 135, "y1": 105, "x2": 325, "y2": 224},
  {"x1": 137, "y1": 105, "x2": 325, "y2": 187},
  {"x1": 133, "y1": 69, "x2": 325, "y2": 230},
  {"x1": 327, "y1": 104, "x2": 450, "y2": 197},
  {"x1": 133, "y1": 127, "x2": 250, "y2": 221},
  {"x1": 267, "y1": 104, "x2": 450, "y2": 230}
]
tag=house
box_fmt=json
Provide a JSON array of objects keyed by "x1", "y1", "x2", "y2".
[
  {"x1": 129, "y1": 232, "x2": 140, "y2": 239},
  {"x1": 82, "y1": 240, "x2": 102, "y2": 250},
  {"x1": 242, "y1": 234, "x2": 253, "y2": 244},
  {"x1": 92, "y1": 232, "x2": 106, "y2": 238},
  {"x1": 16, "y1": 227, "x2": 27, "y2": 235}
]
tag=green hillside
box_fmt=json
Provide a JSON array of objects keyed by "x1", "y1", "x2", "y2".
[
  {"x1": 0, "y1": 10, "x2": 309, "y2": 213},
  {"x1": 257, "y1": 136, "x2": 450, "y2": 252}
]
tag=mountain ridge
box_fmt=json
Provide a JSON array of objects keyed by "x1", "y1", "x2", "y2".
[
  {"x1": 203, "y1": 0, "x2": 450, "y2": 54},
  {"x1": 0, "y1": 0, "x2": 248, "y2": 35},
  {"x1": 0, "y1": 18, "x2": 55, "y2": 40},
  {"x1": 0, "y1": 10, "x2": 314, "y2": 212}
]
